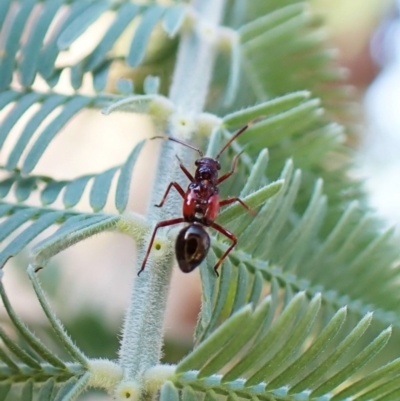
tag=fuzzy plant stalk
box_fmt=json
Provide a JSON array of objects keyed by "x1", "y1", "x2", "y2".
[{"x1": 118, "y1": 0, "x2": 227, "y2": 382}]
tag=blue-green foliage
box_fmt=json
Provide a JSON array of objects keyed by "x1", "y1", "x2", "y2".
[
  {"x1": 0, "y1": 269, "x2": 89, "y2": 400},
  {"x1": 0, "y1": 0, "x2": 185, "y2": 91},
  {"x1": 0, "y1": 0, "x2": 399, "y2": 400}
]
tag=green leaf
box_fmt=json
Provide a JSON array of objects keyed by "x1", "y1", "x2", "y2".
[
  {"x1": 245, "y1": 294, "x2": 322, "y2": 386},
  {"x1": 37, "y1": 379, "x2": 55, "y2": 401},
  {"x1": 115, "y1": 140, "x2": 146, "y2": 213},
  {"x1": 0, "y1": 90, "x2": 20, "y2": 109},
  {"x1": 32, "y1": 214, "x2": 119, "y2": 267},
  {"x1": 203, "y1": 390, "x2": 218, "y2": 401},
  {"x1": 311, "y1": 327, "x2": 392, "y2": 397},
  {"x1": 0, "y1": 0, "x2": 35, "y2": 90},
  {"x1": 14, "y1": 177, "x2": 38, "y2": 201},
  {"x1": 331, "y1": 358, "x2": 400, "y2": 401},
  {"x1": 144, "y1": 75, "x2": 161, "y2": 95},
  {"x1": 0, "y1": 92, "x2": 43, "y2": 148},
  {"x1": 63, "y1": 175, "x2": 94, "y2": 208},
  {"x1": 222, "y1": 292, "x2": 306, "y2": 382},
  {"x1": 197, "y1": 253, "x2": 233, "y2": 341},
  {"x1": 19, "y1": 0, "x2": 63, "y2": 87},
  {"x1": 116, "y1": 78, "x2": 134, "y2": 95},
  {"x1": 60, "y1": 372, "x2": 91, "y2": 401},
  {"x1": 0, "y1": 203, "x2": 13, "y2": 217},
  {"x1": 57, "y1": 1, "x2": 111, "y2": 50},
  {"x1": 267, "y1": 306, "x2": 347, "y2": 389},
  {"x1": 239, "y1": 148, "x2": 268, "y2": 196},
  {"x1": 70, "y1": 64, "x2": 84, "y2": 90},
  {"x1": 177, "y1": 305, "x2": 252, "y2": 374},
  {"x1": 93, "y1": 60, "x2": 112, "y2": 92},
  {"x1": 0, "y1": 346, "x2": 19, "y2": 372},
  {"x1": 0, "y1": 282, "x2": 66, "y2": 369},
  {"x1": 127, "y1": 5, "x2": 166, "y2": 66},
  {"x1": 198, "y1": 296, "x2": 271, "y2": 378},
  {"x1": 223, "y1": 91, "x2": 310, "y2": 128},
  {"x1": 256, "y1": 277, "x2": 279, "y2": 342},
  {"x1": 160, "y1": 382, "x2": 180, "y2": 401},
  {"x1": 0, "y1": 209, "x2": 39, "y2": 242},
  {"x1": 0, "y1": 0, "x2": 12, "y2": 30},
  {"x1": 182, "y1": 386, "x2": 199, "y2": 401},
  {"x1": 163, "y1": 5, "x2": 187, "y2": 37},
  {"x1": 199, "y1": 250, "x2": 219, "y2": 332},
  {"x1": 39, "y1": 1, "x2": 92, "y2": 79},
  {"x1": 22, "y1": 96, "x2": 92, "y2": 174},
  {"x1": 41, "y1": 180, "x2": 68, "y2": 205},
  {"x1": 0, "y1": 383, "x2": 11, "y2": 401},
  {"x1": 85, "y1": 3, "x2": 140, "y2": 71},
  {"x1": 289, "y1": 312, "x2": 373, "y2": 393},
  {"x1": 217, "y1": 179, "x2": 283, "y2": 226},
  {"x1": 90, "y1": 167, "x2": 119, "y2": 212},
  {"x1": 230, "y1": 263, "x2": 250, "y2": 314},
  {"x1": 5, "y1": 94, "x2": 66, "y2": 171},
  {"x1": 27, "y1": 266, "x2": 88, "y2": 366},
  {"x1": 0, "y1": 176, "x2": 15, "y2": 198},
  {"x1": 20, "y1": 379, "x2": 33, "y2": 401},
  {"x1": 0, "y1": 325, "x2": 42, "y2": 370},
  {"x1": 53, "y1": 377, "x2": 79, "y2": 401},
  {"x1": 239, "y1": 4, "x2": 305, "y2": 42},
  {"x1": 236, "y1": 2, "x2": 353, "y2": 125},
  {"x1": 238, "y1": 160, "x2": 295, "y2": 251},
  {"x1": 0, "y1": 211, "x2": 64, "y2": 268},
  {"x1": 248, "y1": 270, "x2": 263, "y2": 306},
  {"x1": 224, "y1": 36, "x2": 241, "y2": 106}
]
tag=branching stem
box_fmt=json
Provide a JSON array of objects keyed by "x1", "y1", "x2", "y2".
[{"x1": 118, "y1": 0, "x2": 227, "y2": 384}]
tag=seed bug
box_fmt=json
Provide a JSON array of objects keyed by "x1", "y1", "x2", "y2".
[{"x1": 138, "y1": 121, "x2": 257, "y2": 277}]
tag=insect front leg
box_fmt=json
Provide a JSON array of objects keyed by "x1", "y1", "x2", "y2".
[
  {"x1": 154, "y1": 182, "x2": 185, "y2": 208},
  {"x1": 138, "y1": 218, "x2": 185, "y2": 275},
  {"x1": 210, "y1": 222, "x2": 237, "y2": 277},
  {"x1": 218, "y1": 151, "x2": 242, "y2": 184},
  {"x1": 219, "y1": 197, "x2": 257, "y2": 217},
  {"x1": 176, "y1": 155, "x2": 194, "y2": 182}
]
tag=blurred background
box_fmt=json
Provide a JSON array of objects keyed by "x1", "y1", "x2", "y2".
[
  {"x1": 312, "y1": 0, "x2": 400, "y2": 226},
  {"x1": 0, "y1": 0, "x2": 399, "y2": 399}
]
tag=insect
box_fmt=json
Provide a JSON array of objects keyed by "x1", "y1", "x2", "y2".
[{"x1": 138, "y1": 121, "x2": 256, "y2": 277}]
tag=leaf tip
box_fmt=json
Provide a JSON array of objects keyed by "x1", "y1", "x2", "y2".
[
  {"x1": 313, "y1": 292, "x2": 322, "y2": 302},
  {"x1": 384, "y1": 325, "x2": 393, "y2": 336}
]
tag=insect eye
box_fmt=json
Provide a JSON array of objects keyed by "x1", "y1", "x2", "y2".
[
  {"x1": 195, "y1": 159, "x2": 200, "y2": 166},
  {"x1": 217, "y1": 162, "x2": 221, "y2": 170}
]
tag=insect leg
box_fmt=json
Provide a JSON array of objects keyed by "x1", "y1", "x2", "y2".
[
  {"x1": 219, "y1": 197, "x2": 257, "y2": 217},
  {"x1": 155, "y1": 182, "x2": 185, "y2": 207},
  {"x1": 176, "y1": 155, "x2": 194, "y2": 181},
  {"x1": 138, "y1": 218, "x2": 185, "y2": 276},
  {"x1": 210, "y1": 222, "x2": 237, "y2": 277},
  {"x1": 218, "y1": 151, "x2": 243, "y2": 184}
]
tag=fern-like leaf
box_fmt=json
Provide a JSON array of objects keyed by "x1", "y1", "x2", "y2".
[
  {"x1": 174, "y1": 291, "x2": 396, "y2": 400},
  {"x1": 0, "y1": 268, "x2": 89, "y2": 399},
  {"x1": 0, "y1": 1, "x2": 185, "y2": 91}
]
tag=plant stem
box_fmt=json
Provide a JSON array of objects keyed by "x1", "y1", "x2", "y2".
[{"x1": 118, "y1": 0, "x2": 227, "y2": 381}]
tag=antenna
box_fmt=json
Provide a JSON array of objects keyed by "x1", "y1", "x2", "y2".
[
  {"x1": 151, "y1": 136, "x2": 204, "y2": 157},
  {"x1": 215, "y1": 118, "x2": 262, "y2": 159}
]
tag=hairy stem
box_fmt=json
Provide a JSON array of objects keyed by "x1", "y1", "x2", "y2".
[{"x1": 118, "y1": 0, "x2": 227, "y2": 381}]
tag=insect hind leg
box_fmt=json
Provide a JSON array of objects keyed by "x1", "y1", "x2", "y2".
[
  {"x1": 210, "y1": 222, "x2": 237, "y2": 277},
  {"x1": 138, "y1": 218, "x2": 185, "y2": 275}
]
